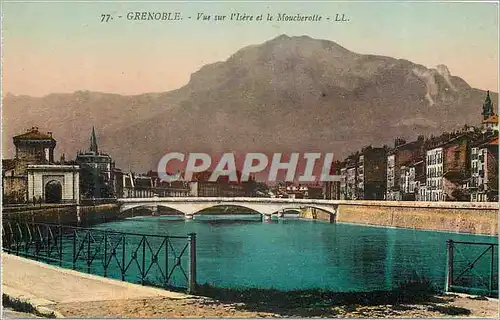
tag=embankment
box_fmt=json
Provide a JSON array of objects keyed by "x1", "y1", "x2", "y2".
[
  {"x1": 2, "y1": 203, "x2": 119, "y2": 226},
  {"x1": 301, "y1": 201, "x2": 498, "y2": 236},
  {"x1": 300, "y1": 207, "x2": 335, "y2": 222}
]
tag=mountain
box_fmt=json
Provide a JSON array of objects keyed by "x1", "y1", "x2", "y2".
[{"x1": 2, "y1": 35, "x2": 496, "y2": 172}]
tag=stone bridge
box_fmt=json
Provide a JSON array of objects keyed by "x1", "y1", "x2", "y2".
[{"x1": 117, "y1": 197, "x2": 340, "y2": 220}]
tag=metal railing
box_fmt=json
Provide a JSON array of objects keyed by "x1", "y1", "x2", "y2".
[
  {"x1": 79, "y1": 198, "x2": 117, "y2": 206},
  {"x1": 2, "y1": 220, "x2": 197, "y2": 293},
  {"x1": 445, "y1": 240, "x2": 498, "y2": 297}
]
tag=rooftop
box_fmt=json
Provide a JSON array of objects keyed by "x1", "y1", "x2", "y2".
[
  {"x1": 26, "y1": 165, "x2": 80, "y2": 171},
  {"x1": 480, "y1": 136, "x2": 499, "y2": 147},
  {"x1": 482, "y1": 114, "x2": 498, "y2": 124},
  {"x1": 13, "y1": 127, "x2": 55, "y2": 141},
  {"x1": 76, "y1": 151, "x2": 112, "y2": 158}
]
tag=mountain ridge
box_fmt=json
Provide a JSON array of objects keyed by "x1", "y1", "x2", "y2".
[{"x1": 3, "y1": 35, "x2": 497, "y2": 172}]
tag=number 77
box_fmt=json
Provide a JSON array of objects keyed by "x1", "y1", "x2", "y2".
[{"x1": 100, "y1": 14, "x2": 111, "y2": 22}]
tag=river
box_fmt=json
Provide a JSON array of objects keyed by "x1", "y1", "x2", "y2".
[{"x1": 84, "y1": 213, "x2": 497, "y2": 293}]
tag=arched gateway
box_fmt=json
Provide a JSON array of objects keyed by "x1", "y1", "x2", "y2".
[
  {"x1": 45, "y1": 180, "x2": 62, "y2": 203},
  {"x1": 27, "y1": 165, "x2": 80, "y2": 204}
]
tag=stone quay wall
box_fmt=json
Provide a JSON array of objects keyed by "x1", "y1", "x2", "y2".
[
  {"x1": 299, "y1": 207, "x2": 335, "y2": 222},
  {"x1": 301, "y1": 201, "x2": 498, "y2": 236},
  {"x1": 2, "y1": 203, "x2": 119, "y2": 226}
]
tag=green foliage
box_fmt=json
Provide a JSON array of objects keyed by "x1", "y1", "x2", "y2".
[{"x1": 2, "y1": 294, "x2": 56, "y2": 318}]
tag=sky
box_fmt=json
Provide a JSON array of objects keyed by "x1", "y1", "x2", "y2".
[{"x1": 2, "y1": 1, "x2": 499, "y2": 96}]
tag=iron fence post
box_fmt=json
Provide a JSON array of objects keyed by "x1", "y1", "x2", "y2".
[
  {"x1": 25, "y1": 222, "x2": 31, "y2": 257},
  {"x1": 142, "y1": 236, "x2": 146, "y2": 285},
  {"x1": 15, "y1": 223, "x2": 20, "y2": 255},
  {"x1": 72, "y1": 230, "x2": 76, "y2": 270},
  {"x1": 165, "y1": 237, "x2": 169, "y2": 287},
  {"x1": 46, "y1": 226, "x2": 50, "y2": 258},
  {"x1": 87, "y1": 232, "x2": 91, "y2": 273},
  {"x1": 19, "y1": 223, "x2": 24, "y2": 256},
  {"x1": 104, "y1": 231, "x2": 108, "y2": 277},
  {"x1": 59, "y1": 225, "x2": 63, "y2": 266},
  {"x1": 34, "y1": 225, "x2": 40, "y2": 261},
  {"x1": 490, "y1": 244, "x2": 495, "y2": 295},
  {"x1": 122, "y1": 235, "x2": 126, "y2": 281},
  {"x1": 445, "y1": 239, "x2": 454, "y2": 292},
  {"x1": 188, "y1": 233, "x2": 197, "y2": 294}
]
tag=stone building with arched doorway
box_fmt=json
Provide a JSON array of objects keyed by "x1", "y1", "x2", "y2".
[
  {"x1": 27, "y1": 165, "x2": 80, "y2": 204},
  {"x1": 3, "y1": 127, "x2": 81, "y2": 204}
]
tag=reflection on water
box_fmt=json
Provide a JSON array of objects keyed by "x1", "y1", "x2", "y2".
[{"x1": 96, "y1": 213, "x2": 497, "y2": 292}]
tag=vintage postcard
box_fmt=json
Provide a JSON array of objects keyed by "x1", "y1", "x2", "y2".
[{"x1": 1, "y1": 0, "x2": 499, "y2": 319}]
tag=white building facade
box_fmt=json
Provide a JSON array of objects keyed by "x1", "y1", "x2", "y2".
[
  {"x1": 386, "y1": 154, "x2": 401, "y2": 200},
  {"x1": 339, "y1": 168, "x2": 347, "y2": 200},
  {"x1": 400, "y1": 165, "x2": 417, "y2": 198},
  {"x1": 357, "y1": 155, "x2": 365, "y2": 199},
  {"x1": 426, "y1": 147, "x2": 444, "y2": 201},
  {"x1": 469, "y1": 146, "x2": 493, "y2": 202},
  {"x1": 27, "y1": 165, "x2": 80, "y2": 204}
]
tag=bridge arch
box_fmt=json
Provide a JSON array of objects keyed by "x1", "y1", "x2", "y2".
[
  {"x1": 120, "y1": 204, "x2": 187, "y2": 217},
  {"x1": 271, "y1": 208, "x2": 302, "y2": 214},
  {"x1": 193, "y1": 204, "x2": 261, "y2": 216},
  {"x1": 120, "y1": 202, "x2": 279, "y2": 216}
]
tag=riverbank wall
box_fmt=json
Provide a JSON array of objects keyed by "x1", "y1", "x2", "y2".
[
  {"x1": 301, "y1": 201, "x2": 498, "y2": 235},
  {"x1": 2, "y1": 203, "x2": 119, "y2": 226},
  {"x1": 299, "y1": 207, "x2": 334, "y2": 222}
]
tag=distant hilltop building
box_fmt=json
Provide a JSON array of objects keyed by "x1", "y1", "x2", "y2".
[
  {"x1": 76, "y1": 127, "x2": 116, "y2": 199},
  {"x1": 2, "y1": 127, "x2": 79, "y2": 204},
  {"x1": 481, "y1": 91, "x2": 499, "y2": 132}
]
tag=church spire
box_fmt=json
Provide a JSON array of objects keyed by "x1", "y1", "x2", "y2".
[
  {"x1": 90, "y1": 126, "x2": 99, "y2": 153},
  {"x1": 482, "y1": 90, "x2": 494, "y2": 120}
]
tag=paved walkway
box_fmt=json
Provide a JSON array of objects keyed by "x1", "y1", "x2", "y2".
[
  {"x1": 2, "y1": 308, "x2": 41, "y2": 319},
  {"x1": 2, "y1": 253, "x2": 190, "y2": 310}
]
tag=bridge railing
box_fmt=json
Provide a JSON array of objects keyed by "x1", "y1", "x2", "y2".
[
  {"x1": 79, "y1": 198, "x2": 117, "y2": 206},
  {"x1": 1, "y1": 219, "x2": 197, "y2": 293},
  {"x1": 445, "y1": 240, "x2": 498, "y2": 297}
]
